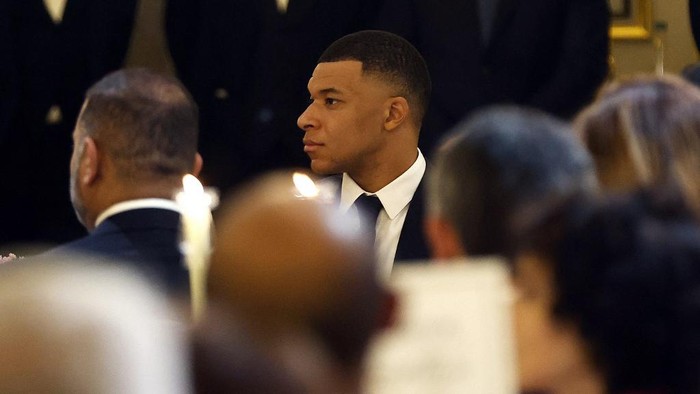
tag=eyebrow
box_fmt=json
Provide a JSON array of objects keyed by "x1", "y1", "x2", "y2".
[{"x1": 318, "y1": 87, "x2": 343, "y2": 95}]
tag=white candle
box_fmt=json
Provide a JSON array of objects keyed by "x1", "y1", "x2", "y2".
[{"x1": 175, "y1": 174, "x2": 218, "y2": 322}]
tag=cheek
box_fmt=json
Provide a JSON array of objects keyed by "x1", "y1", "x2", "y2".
[{"x1": 327, "y1": 116, "x2": 366, "y2": 152}]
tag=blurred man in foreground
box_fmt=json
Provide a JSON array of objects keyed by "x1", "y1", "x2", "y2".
[{"x1": 202, "y1": 170, "x2": 394, "y2": 392}]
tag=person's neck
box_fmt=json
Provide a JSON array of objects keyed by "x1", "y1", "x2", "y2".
[
  {"x1": 350, "y1": 147, "x2": 418, "y2": 193},
  {"x1": 90, "y1": 181, "x2": 180, "y2": 224},
  {"x1": 551, "y1": 363, "x2": 605, "y2": 394}
]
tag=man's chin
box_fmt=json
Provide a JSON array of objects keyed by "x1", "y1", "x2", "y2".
[{"x1": 309, "y1": 160, "x2": 335, "y2": 176}]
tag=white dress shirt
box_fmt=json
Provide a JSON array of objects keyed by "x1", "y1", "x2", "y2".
[
  {"x1": 339, "y1": 149, "x2": 426, "y2": 278},
  {"x1": 94, "y1": 198, "x2": 181, "y2": 228}
]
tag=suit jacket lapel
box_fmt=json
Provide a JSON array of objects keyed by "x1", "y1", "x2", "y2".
[{"x1": 394, "y1": 180, "x2": 429, "y2": 262}]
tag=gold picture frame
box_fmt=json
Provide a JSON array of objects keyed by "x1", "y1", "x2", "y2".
[{"x1": 609, "y1": 0, "x2": 653, "y2": 40}]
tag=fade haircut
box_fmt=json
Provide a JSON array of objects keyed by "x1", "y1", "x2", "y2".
[
  {"x1": 77, "y1": 68, "x2": 199, "y2": 181},
  {"x1": 427, "y1": 106, "x2": 597, "y2": 258},
  {"x1": 318, "y1": 30, "x2": 431, "y2": 127}
]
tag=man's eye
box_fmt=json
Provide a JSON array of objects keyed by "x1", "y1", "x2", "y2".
[{"x1": 325, "y1": 98, "x2": 339, "y2": 105}]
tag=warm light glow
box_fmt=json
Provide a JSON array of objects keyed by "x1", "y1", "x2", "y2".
[
  {"x1": 293, "y1": 172, "x2": 320, "y2": 198},
  {"x1": 181, "y1": 174, "x2": 216, "y2": 207},
  {"x1": 176, "y1": 173, "x2": 218, "y2": 323},
  {"x1": 182, "y1": 174, "x2": 203, "y2": 194}
]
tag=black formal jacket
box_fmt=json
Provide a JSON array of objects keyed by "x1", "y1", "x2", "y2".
[
  {"x1": 375, "y1": 0, "x2": 610, "y2": 154},
  {"x1": 45, "y1": 208, "x2": 189, "y2": 294},
  {"x1": 394, "y1": 179, "x2": 430, "y2": 262},
  {"x1": 691, "y1": 0, "x2": 700, "y2": 52}
]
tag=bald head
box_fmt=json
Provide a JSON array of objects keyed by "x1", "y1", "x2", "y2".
[{"x1": 210, "y1": 171, "x2": 387, "y2": 368}]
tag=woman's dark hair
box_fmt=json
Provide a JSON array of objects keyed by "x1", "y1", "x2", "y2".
[{"x1": 521, "y1": 189, "x2": 700, "y2": 393}]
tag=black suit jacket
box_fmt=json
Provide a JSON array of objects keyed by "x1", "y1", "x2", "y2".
[
  {"x1": 331, "y1": 175, "x2": 429, "y2": 263},
  {"x1": 44, "y1": 208, "x2": 189, "y2": 294},
  {"x1": 375, "y1": 0, "x2": 610, "y2": 154},
  {"x1": 394, "y1": 179, "x2": 429, "y2": 262},
  {"x1": 691, "y1": 0, "x2": 700, "y2": 52}
]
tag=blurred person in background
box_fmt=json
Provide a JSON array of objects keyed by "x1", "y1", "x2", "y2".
[
  {"x1": 425, "y1": 106, "x2": 597, "y2": 261},
  {"x1": 514, "y1": 190, "x2": 700, "y2": 394},
  {"x1": 575, "y1": 75, "x2": 700, "y2": 218},
  {"x1": 0, "y1": 0, "x2": 138, "y2": 247},
  {"x1": 375, "y1": 0, "x2": 610, "y2": 156}
]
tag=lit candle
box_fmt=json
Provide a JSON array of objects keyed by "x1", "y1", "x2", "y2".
[
  {"x1": 292, "y1": 172, "x2": 320, "y2": 198},
  {"x1": 175, "y1": 174, "x2": 218, "y2": 322}
]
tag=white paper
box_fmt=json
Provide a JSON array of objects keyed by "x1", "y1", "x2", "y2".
[{"x1": 364, "y1": 258, "x2": 518, "y2": 394}]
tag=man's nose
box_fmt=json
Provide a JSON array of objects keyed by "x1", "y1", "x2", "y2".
[{"x1": 297, "y1": 104, "x2": 318, "y2": 131}]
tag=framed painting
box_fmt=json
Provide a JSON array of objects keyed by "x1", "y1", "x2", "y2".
[{"x1": 609, "y1": 0, "x2": 653, "y2": 40}]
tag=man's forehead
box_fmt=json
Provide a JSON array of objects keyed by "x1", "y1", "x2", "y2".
[{"x1": 308, "y1": 60, "x2": 364, "y2": 90}]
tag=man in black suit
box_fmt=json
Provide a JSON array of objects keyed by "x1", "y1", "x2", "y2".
[
  {"x1": 375, "y1": 0, "x2": 610, "y2": 156},
  {"x1": 0, "y1": 0, "x2": 138, "y2": 247},
  {"x1": 46, "y1": 68, "x2": 202, "y2": 294},
  {"x1": 297, "y1": 30, "x2": 431, "y2": 276}
]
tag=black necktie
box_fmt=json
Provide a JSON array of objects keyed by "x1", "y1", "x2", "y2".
[{"x1": 352, "y1": 194, "x2": 383, "y2": 243}]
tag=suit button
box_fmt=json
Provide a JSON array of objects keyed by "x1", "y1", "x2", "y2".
[{"x1": 214, "y1": 88, "x2": 229, "y2": 100}]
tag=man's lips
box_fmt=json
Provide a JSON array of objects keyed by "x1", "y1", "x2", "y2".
[{"x1": 303, "y1": 139, "x2": 322, "y2": 152}]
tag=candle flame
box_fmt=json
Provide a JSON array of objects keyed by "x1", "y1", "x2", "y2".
[
  {"x1": 293, "y1": 172, "x2": 319, "y2": 198},
  {"x1": 182, "y1": 174, "x2": 204, "y2": 194}
]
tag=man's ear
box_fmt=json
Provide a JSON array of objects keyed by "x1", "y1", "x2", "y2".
[
  {"x1": 193, "y1": 152, "x2": 203, "y2": 177},
  {"x1": 424, "y1": 215, "x2": 466, "y2": 260},
  {"x1": 80, "y1": 137, "x2": 99, "y2": 186},
  {"x1": 384, "y1": 96, "x2": 409, "y2": 131}
]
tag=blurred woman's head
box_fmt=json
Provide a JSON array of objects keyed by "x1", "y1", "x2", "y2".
[
  {"x1": 514, "y1": 191, "x2": 700, "y2": 394},
  {"x1": 575, "y1": 75, "x2": 700, "y2": 215}
]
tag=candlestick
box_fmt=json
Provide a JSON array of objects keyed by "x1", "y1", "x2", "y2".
[{"x1": 175, "y1": 174, "x2": 218, "y2": 323}]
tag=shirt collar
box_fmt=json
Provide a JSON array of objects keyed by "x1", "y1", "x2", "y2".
[
  {"x1": 340, "y1": 149, "x2": 426, "y2": 219},
  {"x1": 94, "y1": 198, "x2": 181, "y2": 228}
]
